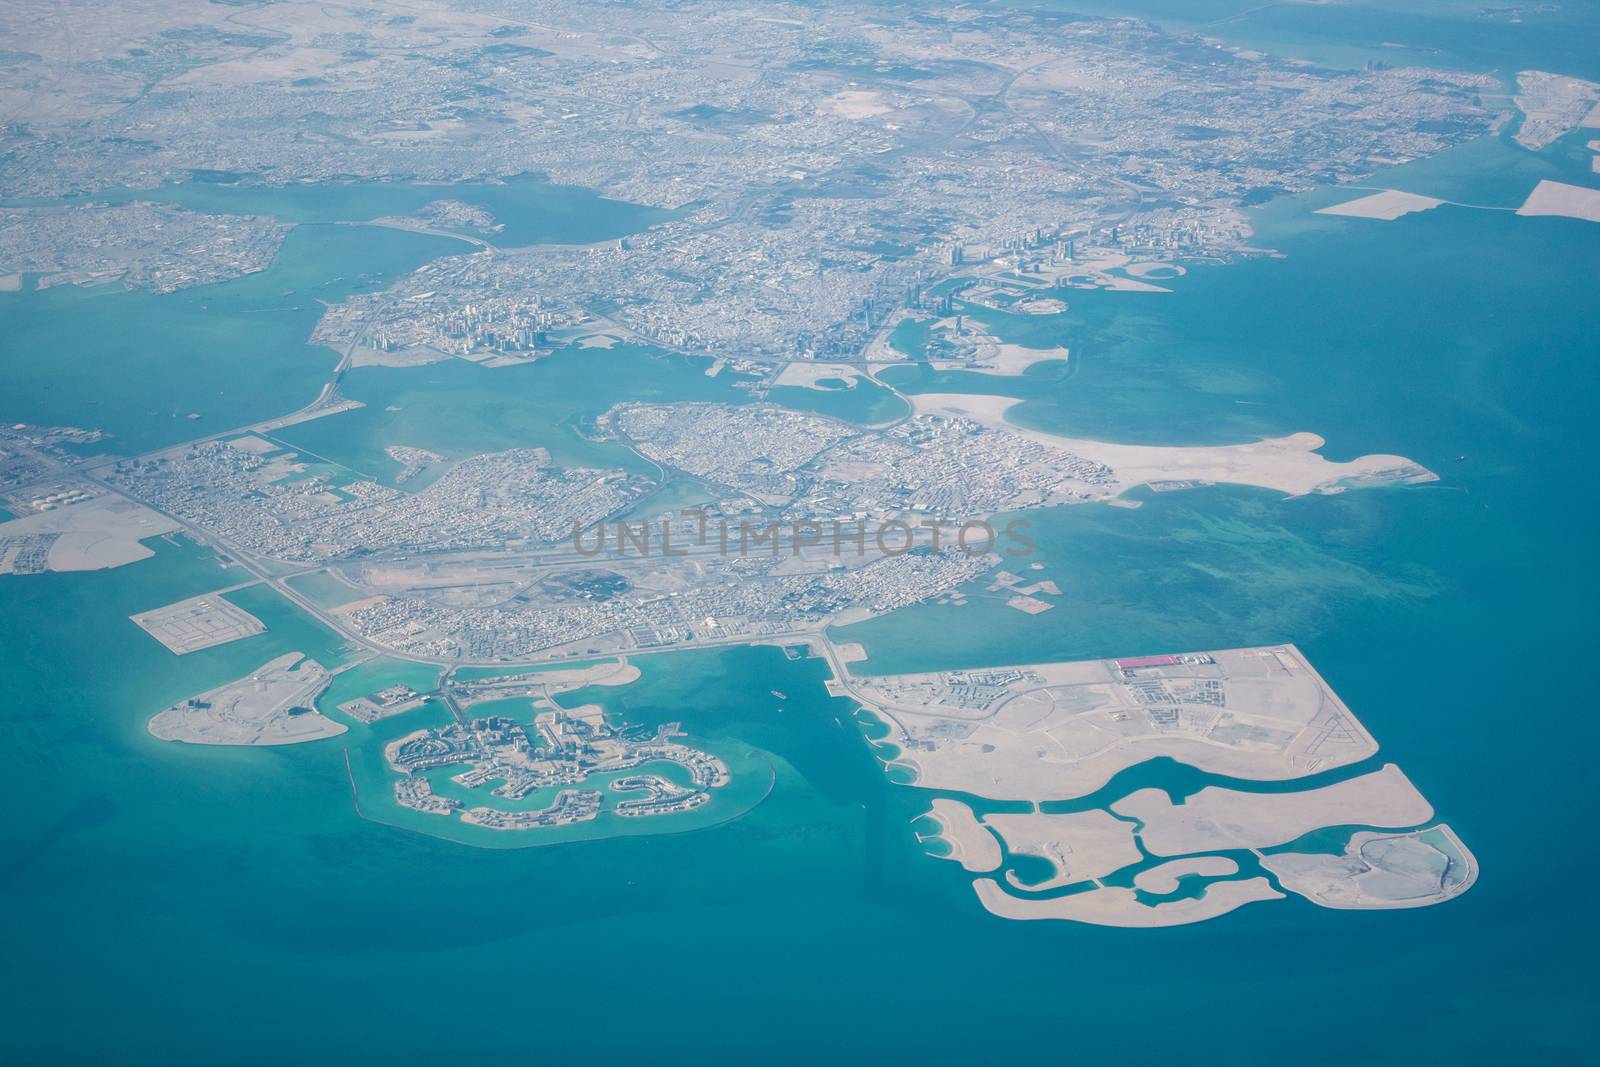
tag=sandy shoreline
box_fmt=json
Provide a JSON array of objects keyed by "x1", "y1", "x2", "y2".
[
  {"x1": 934, "y1": 343, "x2": 1069, "y2": 378},
  {"x1": 925, "y1": 798, "x2": 1002, "y2": 873},
  {"x1": 973, "y1": 876, "x2": 1283, "y2": 927},
  {"x1": 909, "y1": 393, "x2": 1436, "y2": 498},
  {"x1": 1134, "y1": 856, "x2": 1240, "y2": 894},
  {"x1": 1112, "y1": 764, "x2": 1434, "y2": 856},
  {"x1": 984, "y1": 808, "x2": 1141, "y2": 891}
]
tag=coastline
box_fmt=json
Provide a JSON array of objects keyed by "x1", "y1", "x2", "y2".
[{"x1": 908, "y1": 392, "x2": 1437, "y2": 498}]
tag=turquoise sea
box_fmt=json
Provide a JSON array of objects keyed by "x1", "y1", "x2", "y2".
[
  {"x1": 0, "y1": 176, "x2": 670, "y2": 456},
  {"x1": 1011, "y1": 0, "x2": 1600, "y2": 79},
  {"x1": 2, "y1": 173, "x2": 674, "y2": 246},
  {"x1": 3, "y1": 6, "x2": 1599, "y2": 1061},
  {"x1": 0, "y1": 223, "x2": 458, "y2": 453}
]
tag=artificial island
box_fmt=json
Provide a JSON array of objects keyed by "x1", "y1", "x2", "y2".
[{"x1": 0, "y1": 0, "x2": 1554, "y2": 918}]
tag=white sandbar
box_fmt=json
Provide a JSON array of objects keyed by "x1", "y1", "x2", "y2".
[
  {"x1": 973, "y1": 876, "x2": 1283, "y2": 927},
  {"x1": 909, "y1": 393, "x2": 1435, "y2": 498},
  {"x1": 968, "y1": 343, "x2": 1069, "y2": 377}
]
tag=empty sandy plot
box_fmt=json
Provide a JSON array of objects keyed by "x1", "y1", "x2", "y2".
[
  {"x1": 1517, "y1": 179, "x2": 1600, "y2": 222},
  {"x1": 131, "y1": 594, "x2": 265, "y2": 654},
  {"x1": 821, "y1": 90, "x2": 893, "y2": 119},
  {"x1": 149, "y1": 653, "x2": 342, "y2": 746},
  {"x1": 852, "y1": 644, "x2": 1380, "y2": 804},
  {"x1": 774, "y1": 362, "x2": 866, "y2": 388},
  {"x1": 1316, "y1": 190, "x2": 1444, "y2": 220},
  {"x1": 0, "y1": 493, "x2": 179, "y2": 573}
]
